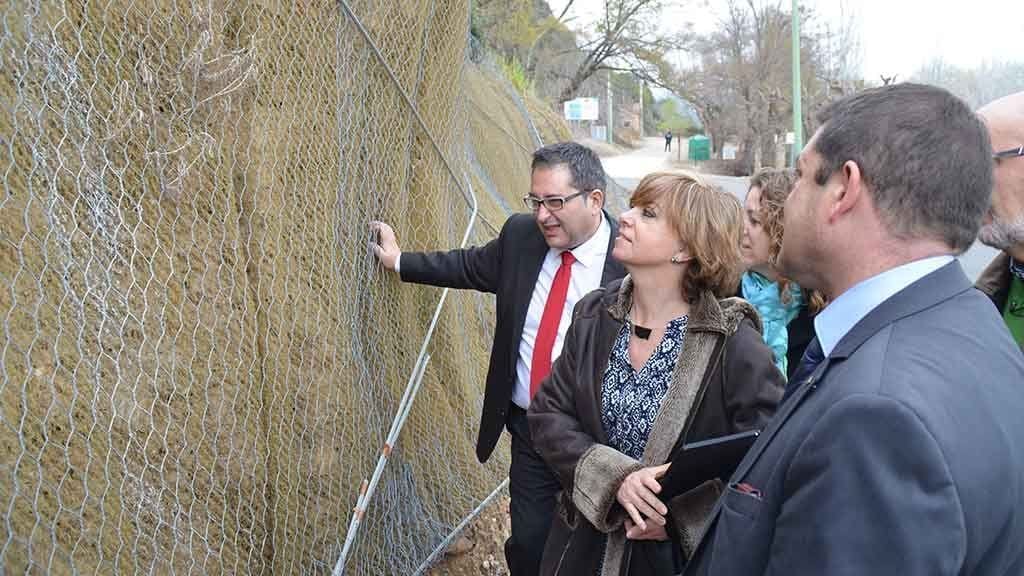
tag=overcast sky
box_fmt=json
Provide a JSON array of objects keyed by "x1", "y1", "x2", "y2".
[{"x1": 548, "y1": 0, "x2": 1024, "y2": 81}]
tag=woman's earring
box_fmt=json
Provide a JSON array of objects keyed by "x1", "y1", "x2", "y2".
[{"x1": 670, "y1": 255, "x2": 682, "y2": 264}]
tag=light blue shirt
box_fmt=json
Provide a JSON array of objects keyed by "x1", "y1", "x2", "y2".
[
  {"x1": 814, "y1": 255, "x2": 955, "y2": 356},
  {"x1": 741, "y1": 271, "x2": 803, "y2": 377}
]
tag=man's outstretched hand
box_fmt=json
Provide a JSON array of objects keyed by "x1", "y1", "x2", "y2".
[{"x1": 369, "y1": 221, "x2": 401, "y2": 271}]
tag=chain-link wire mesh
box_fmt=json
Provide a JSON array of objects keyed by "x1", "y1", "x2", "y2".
[{"x1": 0, "y1": 1, "x2": 624, "y2": 574}]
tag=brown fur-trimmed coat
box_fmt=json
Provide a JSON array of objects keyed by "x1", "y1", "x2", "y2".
[{"x1": 528, "y1": 277, "x2": 784, "y2": 576}]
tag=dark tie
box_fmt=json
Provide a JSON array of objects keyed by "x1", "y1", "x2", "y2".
[{"x1": 783, "y1": 337, "x2": 824, "y2": 403}]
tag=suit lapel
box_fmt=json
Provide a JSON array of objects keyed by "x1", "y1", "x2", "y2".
[
  {"x1": 511, "y1": 213, "x2": 621, "y2": 337},
  {"x1": 600, "y1": 215, "x2": 624, "y2": 284},
  {"x1": 697, "y1": 261, "x2": 972, "y2": 548},
  {"x1": 509, "y1": 214, "x2": 622, "y2": 385},
  {"x1": 733, "y1": 358, "x2": 831, "y2": 480},
  {"x1": 720, "y1": 263, "x2": 969, "y2": 487},
  {"x1": 509, "y1": 223, "x2": 549, "y2": 347},
  {"x1": 695, "y1": 356, "x2": 831, "y2": 555},
  {"x1": 830, "y1": 261, "x2": 971, "y2": 360}
]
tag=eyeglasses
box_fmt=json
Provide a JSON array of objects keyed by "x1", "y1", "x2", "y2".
[
  {"x1": 522, "y1": 189, "x2": 590, "y2": 212},
  {"x1": 994, "y1": 146, "x2": 1024, "y2": 160}
]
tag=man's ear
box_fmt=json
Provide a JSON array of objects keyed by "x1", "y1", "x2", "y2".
[
  {"x1": 828, "y1": 160, "x2": 864, "y2": 223},
  {"x1": 588, "y1": 189, "x2": 605, "y2": 211}
]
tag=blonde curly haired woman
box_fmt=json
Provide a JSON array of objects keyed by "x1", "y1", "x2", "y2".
[{"x1": 739, "y1": 168, "x2": 826, "y2": 379}]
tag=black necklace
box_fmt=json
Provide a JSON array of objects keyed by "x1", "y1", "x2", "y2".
[{"x1": 632, "y1": 324, "x2": 653, "y2": 339}]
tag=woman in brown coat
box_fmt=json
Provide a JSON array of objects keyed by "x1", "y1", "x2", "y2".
[{"x1": 528, "y1": 171, "x2": 784, "y2": 575}]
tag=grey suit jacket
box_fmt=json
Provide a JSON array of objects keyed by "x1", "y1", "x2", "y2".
[{"x1": 684, "y1": 261, "x2": 1024, "y2": 575}]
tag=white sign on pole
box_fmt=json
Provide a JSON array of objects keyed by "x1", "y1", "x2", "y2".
[
  {"x1": 564, "y1": 98, "x2": 599, "y2": 121},
  {"x1": 785, "y1": 131, "x2": 795, "y2": 145}
]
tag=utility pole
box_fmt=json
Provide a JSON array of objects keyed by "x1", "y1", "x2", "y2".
[
  {"x1": 606, "y1": 71, "x2": 614, "y2": 144},
  {"x1": 791, "y1": 0, "x2": 803, "y2": 164},
  {"x1": 638, "y1": 79, "x2": 644, "y2": 138}
]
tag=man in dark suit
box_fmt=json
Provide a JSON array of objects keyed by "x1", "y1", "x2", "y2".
[
  {"x1": 976, "y1": 91, "x2": 1024, "y2": 351},
  {"x1": 685, "y1": 84, "x2": 1024, "y2": 575},
  {"x1": 371, "y1": 142, "x2": 626, "y2": 576}
]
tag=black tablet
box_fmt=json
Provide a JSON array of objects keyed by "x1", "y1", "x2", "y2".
[{"x1": 659, "y1": 429, "x2": 760, "y2": 499}]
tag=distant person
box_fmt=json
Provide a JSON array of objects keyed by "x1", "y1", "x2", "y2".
[
  {"x1": 737, "y1": 167, "x2": 824, "y2": 378},
  {"x1": 684, "y1": 83, "x2": 1024, "y2": 575},
  {"x1": 370, "y1": 142, "x2": 626, "y2": 576},
  {"x1": 529, "y1": 171, "x2": 783, "y2": 575},
  {"x1": 664, "y1": 131, "x2": 673, "y2": 152},
  {"x1": 976, "y1": 91, "x2": 1024, "y2": 351}
]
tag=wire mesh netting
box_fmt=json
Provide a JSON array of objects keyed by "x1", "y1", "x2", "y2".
[{"x1": 0, "y1": 1, "x2": 624, "y2": 574}]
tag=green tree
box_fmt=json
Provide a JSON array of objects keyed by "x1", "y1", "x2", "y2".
[{"x1": 655, "y1": 98, "x2": 697, "y2": 135}]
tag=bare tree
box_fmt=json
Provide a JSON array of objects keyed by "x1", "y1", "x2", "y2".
[
  {"x1": 800, "y1": 1, "x2": 865, "y2": 136},
  {"x1": 556, "y1": 0, "x2": 691, "y2": 103},
  {"x1": 668, "y1": 1, "x2": 789, "y2": 163},
  {"x1": 808, "y1": 0, "x2": 863, "y2": 97},
  {"x1": 666, "y1": 0, "x2": 861, "y2": 169}
]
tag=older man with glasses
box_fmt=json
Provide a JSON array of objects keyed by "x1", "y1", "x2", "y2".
[
  {"x1": 977, "y1": 92, "x2": 1024, "y2": 350},
  {"x1": 370, "y1": 141, "x2": 625, "y2": 575}
]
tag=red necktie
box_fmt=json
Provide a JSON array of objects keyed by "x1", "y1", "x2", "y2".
[{"x1": 530, "y1": 251, "x2": 576, "y2": 398}]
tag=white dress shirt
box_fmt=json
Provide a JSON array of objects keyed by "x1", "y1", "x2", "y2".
[
  {"x1": 814, "y1": 255, "x2": 955, "y2": 356},
  {"x1": 513, "y1": 215, "x2": 611, "y2": 409}
]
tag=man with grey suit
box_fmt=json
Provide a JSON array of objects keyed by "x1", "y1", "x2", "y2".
[{"x1": 684, "y1": 83, "x2": 1024, "y2": 575}]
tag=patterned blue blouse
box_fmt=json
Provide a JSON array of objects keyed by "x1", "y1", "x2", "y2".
[{"x1": 601, "y1": 316, "x2": 689, "y2": 459}]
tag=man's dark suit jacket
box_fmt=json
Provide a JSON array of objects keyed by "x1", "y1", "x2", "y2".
[
  {"x1": 686, "y1": 261, "x2": 1024, "y2": 575},
  {"x1": 400, "y1": 213, "x2": 626, "y2": 463}
]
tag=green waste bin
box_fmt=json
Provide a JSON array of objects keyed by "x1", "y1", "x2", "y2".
[{"x1": 688, "y1": 135, "x2": 710, "y2": 161}]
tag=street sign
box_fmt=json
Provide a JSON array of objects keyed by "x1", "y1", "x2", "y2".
[{"x1": 564, "y1": 98, "x2": 599, "y2": 121}]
